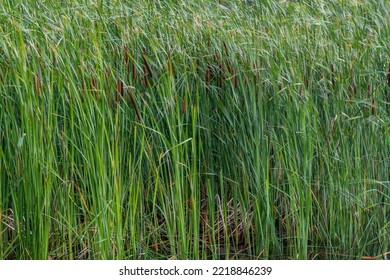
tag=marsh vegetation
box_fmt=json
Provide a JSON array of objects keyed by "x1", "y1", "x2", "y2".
[{"x1": 0, "y1": 0, "x2": 389, "y2": 259}]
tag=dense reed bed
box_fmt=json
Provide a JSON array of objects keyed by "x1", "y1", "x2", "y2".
[{"x1": 0, "y1": 0, "x2": 389, "y2": 259}]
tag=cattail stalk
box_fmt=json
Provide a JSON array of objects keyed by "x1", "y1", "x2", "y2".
[
  {"x1": 124, "y1": 45, "x2": 129, "y2": 65},
  {"x1": 222, "y1": 41, "x2": 228, "y2": 55},
  {"x1": 142, "y1": 47, "x2": 153, "y2": 78},
  {"x1": 34, "y1": 74, "x2": 41, "y2": 96},
  {"x1": 128, "y1": 88, "x2": 142, "y2": 121},
  {"x1": 116, "y1": 79, "x2": 124, "y2": 101},
  {"x1": 143, "y1": 65, "x2": 151, "y2": 88},
  {"x1": 91, "y1": 78, "x2": 97, "y2": 90}
]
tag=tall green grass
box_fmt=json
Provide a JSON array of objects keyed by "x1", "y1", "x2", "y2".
[{"x1": 0, "y1": 0, "x2": 389, "y2": 259}]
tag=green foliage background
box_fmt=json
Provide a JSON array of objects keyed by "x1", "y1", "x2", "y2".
[{"x1": 0, "y1": 0, "x2": 389, "y2": 259}]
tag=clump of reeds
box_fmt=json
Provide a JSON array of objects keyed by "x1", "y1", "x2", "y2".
[{"x1": 0, "y1": 0, "x2": 389, "y2": 261}]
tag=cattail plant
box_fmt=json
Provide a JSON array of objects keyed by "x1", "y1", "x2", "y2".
[
  {"x1": 142, "y1": 47, "x2": 153, "y2": 78},
  {"x1": 124, "y1": 45, "x2": 130, "y2": 65},
  {"x1": 116, "y1": 78, "x2": 124, "y2": 101},
  {"x1": 128, "y1": 87, "x2": 142, "y2": 121},
  {"x1": 167, "y1": 51, "x2": 175, "y2": 76},
  {"x1": 34, "y1": 74, "x2": 41, "y2": 96}
]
